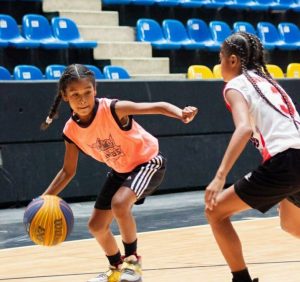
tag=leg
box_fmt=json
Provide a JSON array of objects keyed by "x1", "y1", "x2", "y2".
[
  {"x1": 279, "y1": 199, "x2": 300, "y2": 238},
  {"x1": 88, "y1": 209, "x2": 120, "y2": 256},
  {"x1": 205, "y1": 186, "x2": 252, "y2": 272},
  {"x1": 111, "y1": 186, "x2": 137, "y2": 244}
]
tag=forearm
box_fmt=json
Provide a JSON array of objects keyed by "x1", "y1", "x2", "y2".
[
  {"x1": 42, "y1": 168, "x2": 75, "y2": 196},
  {"x1": 216, "y1": 126, "x2": 252, "y2": 179},
  {"x1": 155, "y1": 102, "x2": 183, "y2": 119}
]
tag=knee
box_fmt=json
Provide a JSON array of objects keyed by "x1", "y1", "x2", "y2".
[
  {"x1": 205, "y1": 208, "x2": 230, "y2": 225},
  {"x1": 280, "y1": 220, "x2": 300, "y2": 238},
  {"x1": 112, "y1": 198, "x2": 131, "y2": 219},
  {"x1": 88, "y1": 218, "x2": 109, "y2": 236}
]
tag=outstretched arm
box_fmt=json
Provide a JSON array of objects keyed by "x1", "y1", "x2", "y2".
[
  {"x1": 42, "y1": 141, "x2": 79, "y2": 196},
  {"x1": 205, "y1": 89, "x2": 253, "y2": 210},
  {"x1": 115, "y1": 101, "x2": 198, "y2": 123}
]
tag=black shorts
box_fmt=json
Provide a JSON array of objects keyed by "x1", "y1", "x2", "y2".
[
  {"x1": 95, "y1": 153, "x2": 166, "y2": 210},
  {"x1": 234, "y1": 148, "x2": 300, "y2": 213}
]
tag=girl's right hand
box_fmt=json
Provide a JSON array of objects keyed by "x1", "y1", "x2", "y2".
[
  {"x1": 182, "y1": 106, "x2": 198, "y2": 123},
  {"x1": 204, "y1": 176, "x2": 226, "y2": 211}
]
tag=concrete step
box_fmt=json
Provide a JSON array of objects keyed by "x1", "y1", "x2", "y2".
[
  {"x1": 132, "y1": 73, "x2": 187, "y2": 80},
  {"x1": 59, "y1": 10, "x2": 119, "y2": 26},
  {"x1": 110, "y1": 58, "x2": 170, "y2": 75},
  {"x1": 94, "y1": 42, "x2": 152, "y2": 59},
  {"x1": 43, "y1": 0, "x2": 102, "y2": 12},
  {"x1": 78, "y1": 26, "x2": 135, "y2": 42}
]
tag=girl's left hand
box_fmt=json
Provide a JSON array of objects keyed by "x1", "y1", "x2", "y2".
[
  {"x1": 204, "y1": 176, "x2": 226, "y2": 211},
  {"x1": 182, "y1": 106, "x2": 198, "y2": 123}
]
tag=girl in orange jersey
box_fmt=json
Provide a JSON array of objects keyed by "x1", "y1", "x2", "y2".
[
  {"x1": 41, "y1": 64, "x2": 198, "y2": 282},
  {"x1": 205, "y1": 32, "x2": 300, "y2": 282}
]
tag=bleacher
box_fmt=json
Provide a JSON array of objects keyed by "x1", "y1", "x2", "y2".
[{"x1": 0, "y1": 0, "x2": 299, "y2": 79}]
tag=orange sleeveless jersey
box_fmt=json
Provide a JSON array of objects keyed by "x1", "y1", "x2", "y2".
[{"x1": 63, "y1": 98, "x2": 159, "y2": 173}]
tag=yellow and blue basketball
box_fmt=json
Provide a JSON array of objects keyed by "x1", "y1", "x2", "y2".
[{"x1": 23, "y1": 195, "x2": 74, "y2": 246}]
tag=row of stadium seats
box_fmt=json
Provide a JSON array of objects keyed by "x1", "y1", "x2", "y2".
[
  {"x1": 187, "y1": 63, "x2": 300, "y2": 79},
  {"x1": 0, "y1": 65, "x2": 131, "y2": 80},
  {"x1": 0, "y1": 14, "x2": 97, "y2": 49},
  {"x1": 136, "y1": 19, "x2": 300, "y2": 51},
  {"x1": 103, "y1": 0, "x2": 300, "y2": 11}
]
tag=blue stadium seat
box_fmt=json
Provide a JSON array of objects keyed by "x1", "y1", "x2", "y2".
[
  {"x1": 103, "y1": 66, "x2": 130, "y2": 79},
  {"x1": 179, "y1": 0, "x2": 210, "y2": 8},
  {"x1": 14, "y1": 65, "x2": 44, "y2": 80},
  {"x1": 51, "y1": 17, "x2": 97, "y2": 49},
  {"x1": 233, "y1": 21, "x2": 257, "y2": 35},
  {"x1": 162, "y1": 19, "x2": 207, "y2": 49},
  {"x1": 292, "y1": 0, "x2": 300, "y2": 11},
  {"x1": 186, "y1": 18, "x2": 221, "y2": 51},
  {"x1": 45, "y1": 64, "x2": 66, "y2": 80},
  {"x1": 102, "y1": 0, "x2": 131, "y2": 5},
  {"x1": 277, "y1": 22, "x2": 300, "y2": 50},
  {"x1": 85, "y1": 64, "x2": 105, "y2": 79},
  {"x1": 22, "y1": 14, "x2": 69, "y2": 49},
  {"x1": 228, "y1": 0, "x2": 258, "y2": 10},
  {"x1": 0, "y1": 14, "x2": 39, "y2": 48},
  {"x1": 0, "y1": 66, "x2": 11, "y2": 80},
  {"x1": 249, "y1": 0, "x2": 276, "y2": 10},
  {"x1": 130, "y1": 0, "x2": 155, "y2": 5},
  {"x1": 155, "y1": 0, "x2": 179, "y2": 7},
  {"x1": 205, "y1": 0, "x2": 234, "y2": 9},
  {"x1": 257, "y1": 21, "x2": 294, "y2": 50},
  {"x1": 136, "y1": 19, "x2": 181, "y2": 50},
  {"x1": 209, "y1": 21, "x2": 232, "y2": 48},
  {"x1": 270, "y1": 0, "x2": 299, "y2": 11}
]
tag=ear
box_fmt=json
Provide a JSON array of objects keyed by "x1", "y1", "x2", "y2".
[{"x1": 230, "y1": 55, "x2": 238, "y2": 66}]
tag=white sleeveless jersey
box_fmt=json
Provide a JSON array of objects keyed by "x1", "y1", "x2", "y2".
[{"x1": 224, "y1": 71, "x2": 300, "y2": 161}]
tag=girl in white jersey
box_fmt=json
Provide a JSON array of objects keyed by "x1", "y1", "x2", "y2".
[
  {"x1": 205, "y1": 32, "x2": 300, "y2": 282},
  {"x1": 40, "y1": 64, "x2": 198, "y2": 282}
]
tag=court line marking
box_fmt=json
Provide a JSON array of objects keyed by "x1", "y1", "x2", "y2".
[
  {"x1": 1, "y1": 259, "x2": 300, "y2": 281},
  {"x1": 0, "y1": 216, "x2": 279, "y2": 252}
]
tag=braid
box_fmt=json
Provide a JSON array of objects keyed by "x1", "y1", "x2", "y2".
[
  {"x1": 40, "y1": 64, "x2": 96, "y2": 131},
  {"x1": 224, "y1": 32, "x2": 299, "y2": 131},
  {"x1": 249, "y1": 34, "x2": 299, "y2": 130},
  {"x1": 40, "y1": 92, "x2": 62, "y2": 130}
]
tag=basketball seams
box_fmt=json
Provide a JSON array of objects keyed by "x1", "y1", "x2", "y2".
[{"x1": 24, "y1": 195, "x2": 74, "y2": 247}]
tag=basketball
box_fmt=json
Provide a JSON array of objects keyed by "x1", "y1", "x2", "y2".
[{"x1": 23, "y1": 195, "x2": 74, "y2": 246}]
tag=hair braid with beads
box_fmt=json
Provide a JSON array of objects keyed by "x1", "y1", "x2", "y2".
[
  {"x1": 40, "y1": 64, "x2": 96, "y2": 130},
  {"x1": 223, "y1": 32, "x2": 299, "y2": 130}
]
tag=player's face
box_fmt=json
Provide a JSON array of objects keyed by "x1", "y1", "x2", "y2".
[
  {"x1": 64, "y1": 78, "x2": 96, "y2": 122},
  {"x1": 219, "y1": 49, "x2": 241, "y2": 82}
]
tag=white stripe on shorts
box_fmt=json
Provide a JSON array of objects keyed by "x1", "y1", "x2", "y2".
[{"x1": 131, "y1": 155, "x2": 163, "y2": 198}]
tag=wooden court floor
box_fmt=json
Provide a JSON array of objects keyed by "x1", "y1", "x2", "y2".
[{"x1": 1, "y1": 217, "x2": 300, "y2": 282}]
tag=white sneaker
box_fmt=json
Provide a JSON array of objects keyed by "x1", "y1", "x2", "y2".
[
  {"x1": 120, "y1": 255, "x2": 142, "y2": 282},
  {"x1": 87, "y1": 265, "x2": 121, "y2": 282}
]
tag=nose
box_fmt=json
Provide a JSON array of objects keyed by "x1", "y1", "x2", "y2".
[{"x1": 78, "y1": 96, "x2": 87, "y2": 104}]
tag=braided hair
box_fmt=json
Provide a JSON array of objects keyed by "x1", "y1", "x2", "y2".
[
  {"x1": 41, "y1": 64, "x2": 95, "y2": 130},
  {"x1": 222, "y1": 32, "x2": 299, "y2": 130}
]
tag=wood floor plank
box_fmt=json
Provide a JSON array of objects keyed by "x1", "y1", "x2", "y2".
[{"x1": 1, "y1": 217, "x2": 300, "y2": 282}]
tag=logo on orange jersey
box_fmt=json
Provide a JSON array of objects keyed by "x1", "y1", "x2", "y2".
[{"x1": 88, "y1": 134, "x2": 125, "y2": 163}]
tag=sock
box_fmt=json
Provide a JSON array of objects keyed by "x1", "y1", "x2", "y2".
[
  {"x1": 123, "y1": 239, "x2": 137, "y2": 257},
  {"x1": 232, "y1": 268, "x2": 252, "y2": 282},
  {"x1": 107, "y1": 251, "x2": 122, "y2": 268}
]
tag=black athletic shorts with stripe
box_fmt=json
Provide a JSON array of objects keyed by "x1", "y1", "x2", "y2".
[
  {"x1": 94, "y1": 153, "x2": 166, "y2": 210},
  {"x1": 234, "y1": 148, "x2": 300, "y2": 213}
]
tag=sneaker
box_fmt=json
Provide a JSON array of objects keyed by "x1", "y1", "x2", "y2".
[
  {"x1": 87, "y1": 265, "x2": 121, "y2": 282},
  {"x1": 119, "y1": 255, "x2": 142, "y2": 282}
]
